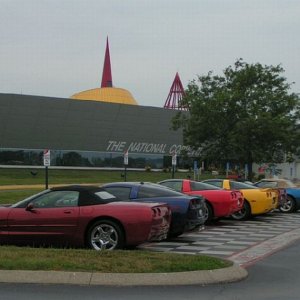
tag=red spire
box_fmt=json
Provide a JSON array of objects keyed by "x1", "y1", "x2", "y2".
[
  {"x1": 101, "y1": 37, "x2": 113, "y2": 88},
  {"x1": 164, "y1": 72, "x2": 188, "y2": 110}
]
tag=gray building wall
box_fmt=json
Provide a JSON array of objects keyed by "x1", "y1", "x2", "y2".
[{"x1": 0, "y1": 93, "x2": 187, "y2": 156}]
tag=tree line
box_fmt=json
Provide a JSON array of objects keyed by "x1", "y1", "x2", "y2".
[{"x1": 172, "y1": 59, "x2": 300, "y2": 180}]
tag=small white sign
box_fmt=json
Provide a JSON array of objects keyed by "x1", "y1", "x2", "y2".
[
  {"x1": 124, "y1": 151, "x2": 129, "y2": 165},
  {"x1": 43, "y1": 149, "x2": 51, "y2": 166},
  {"x1": 172, "y1": 153, "x2": 177, "y2": 166}
]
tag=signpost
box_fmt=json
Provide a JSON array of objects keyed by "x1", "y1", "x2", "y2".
[
  {"x1": 226, "y1": 161, "x2": 230, "y2": 178},
  {"x1": 43, "y1": 149, "x2": 50, "y2": 189},
  {"x1": 245, "y1": 163, "x2": 249, "y2": 179},
  {"x1": 171, "y1": 152, "x2": 177, "y2": 179},
  {"x1": 124, "y1": 150, "x2": 129, "y2": 182},
  {"x1": 193, "y1": 160, "x2": 198, "y2": 180}
]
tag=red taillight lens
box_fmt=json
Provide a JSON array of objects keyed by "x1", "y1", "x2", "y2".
[
  {"x1": 157, "y1": 208, "x2": 161, "y2": 216},
  {"x1": 152, "y1": 208, "x2": 157, "y2": 218},
  {"x1": 152, "y1": 207, "x2": 162, "y2": 217}
]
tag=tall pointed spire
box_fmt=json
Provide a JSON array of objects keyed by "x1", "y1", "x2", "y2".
[
  {"x1": 164, "y1": 72, "x2": 188, "y2": 110},
  {"x1": 101, "y1": 37, "x2": 113, "y2": 88}
]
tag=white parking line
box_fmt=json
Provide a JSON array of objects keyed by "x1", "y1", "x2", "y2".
[
  {"x1": 228, "y1": 228, "x2": 300, "y2": 266},
  {"x1": 139, "y1": 212, "x2": 300, "y2": 263}
]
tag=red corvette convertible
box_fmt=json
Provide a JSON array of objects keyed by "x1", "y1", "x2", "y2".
[
  {"x1": 158, "y1": 179, "x2": 244, "y2": 222},
  {"x1": 0, "y1": 185, "x2": 171, "y2": 250}
]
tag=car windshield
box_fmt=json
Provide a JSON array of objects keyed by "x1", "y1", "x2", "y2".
[
  {"x1": 190, "y1": 181, "x2": 222, "y2": 191},
  {"x1": 230, "y1": 181, "x2": 258, "y2": 190},
  {"x1": 138, "y1": 184, "x2": 186, "y2": 198},
  {"x1": 12, "y1": 189, "x2": 50, "y2": 208},
  {"x1": 279, "y1": 180, "x2": 297, "y2": 188},
  {"x1": 255, "y1": 181, "x2": 278, "y2": 188},
  {"x1": 257, "y1": 180, "x2": 297, "y2": 188}
]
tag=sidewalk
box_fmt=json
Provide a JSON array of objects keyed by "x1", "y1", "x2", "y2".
[{"x1": 0, "y1": 264, "x2": 247, "y2": 286}]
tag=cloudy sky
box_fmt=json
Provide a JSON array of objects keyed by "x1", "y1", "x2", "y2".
[{"x1": 1, "y1": 0, "x2": 299, "y2": 107}]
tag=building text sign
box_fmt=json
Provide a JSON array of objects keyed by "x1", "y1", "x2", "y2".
[{"x1": 106, "y1": 140, "x2": 201, "y2": 156}]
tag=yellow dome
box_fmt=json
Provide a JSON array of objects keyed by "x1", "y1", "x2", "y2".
[{"x1": 70, "y1": 87, "x2": 138, "y2": 105}]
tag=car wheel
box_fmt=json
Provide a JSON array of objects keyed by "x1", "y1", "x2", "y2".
[
  {"x1": 231, "y1": 201, "x2": 251, "y2": 220},
  {"x1": 204, "y1": 202, "x2": 214, "y2": 223},
  {"x1": 279, "y1": 196, "x2": 296, "y2": 213},
  {"x1": 87, "y1": 220, "x2": 124, "y2": 251}
]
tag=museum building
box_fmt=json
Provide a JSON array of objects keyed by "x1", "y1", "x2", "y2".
[{"x1": 0, "y1": 38, "x2": 199, "y2": 170}]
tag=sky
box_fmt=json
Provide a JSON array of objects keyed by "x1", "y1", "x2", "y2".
[{"x1": 1, "y1": 0, "x2": 299, "y2": 108}]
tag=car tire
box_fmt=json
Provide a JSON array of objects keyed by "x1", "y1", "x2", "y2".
[
  {"x1": 87, "y1": 219, "x2": 124, "y2": 251},
  {"x1": 204, "y1": 202, "x2": 214, "y2": 224},
  {"x1": 231, "y1": 201, "x2": 251, "y2": 221},
  {"x1": 279, "y1": 196, "x2": 296, "y2": 213}
]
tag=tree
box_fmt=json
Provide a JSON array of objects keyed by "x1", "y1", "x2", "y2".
[{"x1": 172, "y1": 59, "x2": 300, "y2": 180}]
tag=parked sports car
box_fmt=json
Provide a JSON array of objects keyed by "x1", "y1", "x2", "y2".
[
  {"x1": 158, "y1": 179, "x2": 244, "y2": 222},
  {"x1": 102, "y1": 182, "x2": 206, "y2": 237},
  {"x1": 202, "y1": 179, "x2": 277, "y2": 220},
  {"x1": 0, "y1": 185, "x2": 171, "y2": 250},
  {"x1": 254, "y1": 178, "x2": 300, "y2": 213}
]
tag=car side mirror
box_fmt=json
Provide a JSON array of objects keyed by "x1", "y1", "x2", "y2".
[{"x1": 26, "y1": 203, "x2": 35, "y2": 211}]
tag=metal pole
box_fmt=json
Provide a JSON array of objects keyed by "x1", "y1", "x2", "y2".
[
  {"x1": 45, "y1": 166, "x2": 48, "y2": 189},
  {"x1": 124, "y1": 150, "x2": 128, "y2": 182}
]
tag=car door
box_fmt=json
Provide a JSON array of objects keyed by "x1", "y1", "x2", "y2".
[
  {"x1": 0, "y1": 207, "x2": 10, "y2": 243},
  {"x1": 7, "y1": 190, "x2": 80, "y2": 245}
]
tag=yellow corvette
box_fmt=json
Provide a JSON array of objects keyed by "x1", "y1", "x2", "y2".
[{"x1": 202, "y1": 179, "x2": 278, "y2": 220}]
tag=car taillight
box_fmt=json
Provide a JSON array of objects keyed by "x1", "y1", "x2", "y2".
[
  {"x1": 152, "y1": 207, "x2": 161, "y2": 217},
  {"x1": 231, "y1": 190, "x2": 243, "y2": 200},
  {"x1": 152, "y1": 208, "x2": 157, "y2": 218}
]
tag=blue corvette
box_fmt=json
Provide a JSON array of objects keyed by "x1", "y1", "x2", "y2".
[
  {"x1": 254, "y1": 178, "x2": 300, "y2": 213},
  {"x1": 101, "y1": 182, "x2": 206, "y2": 237}
]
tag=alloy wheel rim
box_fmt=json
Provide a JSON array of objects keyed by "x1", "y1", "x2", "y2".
[
  {"x1": 280, "y1": 200, "x2": 292, "y2": 212},
  {"x1": 232, "y1": 208, "x2": 246, "y2": 220},
  {"x1": 204, "y1": 205, "x2": 209, "y2": 221},
  {"x1": 91, "y1": 224, "x2": 118, "y2": 250}
]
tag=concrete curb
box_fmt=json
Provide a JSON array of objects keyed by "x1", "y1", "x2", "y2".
[{"x1": 0, "y1": 264, "x2": 247, "y2": 286}]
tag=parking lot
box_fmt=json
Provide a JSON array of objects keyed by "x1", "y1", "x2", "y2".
[{"x1": 140, "y1": 211, "x2": 300, "y2": 265}]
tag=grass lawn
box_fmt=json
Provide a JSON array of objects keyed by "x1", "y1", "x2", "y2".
[
  {"x1": 0, "y1": 246, "x2": 232, "y2": 273},
  {"x1": 0, "y1": 167, "x2": 216, "y2": 185},
  {"x1": 0, "y1": 168, "x2": 220, "y2": 204}
]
